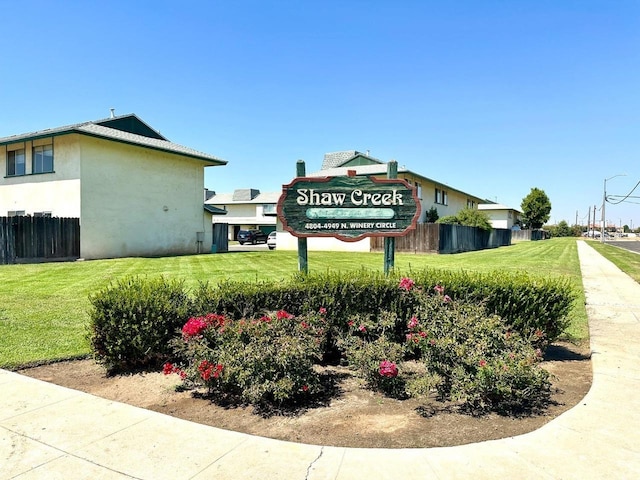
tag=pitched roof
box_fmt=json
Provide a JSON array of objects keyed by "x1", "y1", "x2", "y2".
[
  {"x1": 308, "y1": 163, "x2": 487, "y2": 203},
  {"x1": 206, "y1": 190, "x2": 280, "y2": 205},
  {"x1": 0, "y1": 113, "x2": 226, "y2": 166},
  {"x1": 321, "y1": 150, "x2": 361, "y2": 169}
]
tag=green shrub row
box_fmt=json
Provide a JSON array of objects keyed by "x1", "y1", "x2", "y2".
[{"x1": 88, "y1": 269, "x2": 575, "y2": 375}]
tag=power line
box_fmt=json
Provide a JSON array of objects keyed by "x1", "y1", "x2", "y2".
[{"x1": 607, "y1": 179, "x2": 640, "y2": 205}]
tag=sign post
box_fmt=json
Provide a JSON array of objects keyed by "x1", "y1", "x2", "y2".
[
  {"x1": 384, "y1": 161, "x2": 398, "y2": 274},
  {"x1": 296, "y1": 160, "x2": 308, "y2": 274}
]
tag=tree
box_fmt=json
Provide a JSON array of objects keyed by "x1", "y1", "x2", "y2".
[
  {"x1": 436, "y1": 208, "x2": 492, "y2": 231},
  {"x1": 549, "y1": 220, "x2": 573, "y2": 237},
  {"x1": 521, "y1": 188, "x2": 551, "y2": 229},
  {"x1": 456, "y1": 208, "x2": 492, "y2": 231},
  {"x1": 425, "y1": 206, "x2": 439, "y2": 223}
]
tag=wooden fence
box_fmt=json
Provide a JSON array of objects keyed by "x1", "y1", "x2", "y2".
[
  {"x1": 370, "y1": 223, "x2": 512, "y2": 254},
  {"x1": 0, "y1": 216, "x2": 80, "y2": 264},
  {"x1": 511, "y1": 229, "x2": 549, "y2": 242}
]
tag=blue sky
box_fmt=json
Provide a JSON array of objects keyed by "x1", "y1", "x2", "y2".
[{"x1": 2, "y1": 0, "x2": 639, "y2": 228}]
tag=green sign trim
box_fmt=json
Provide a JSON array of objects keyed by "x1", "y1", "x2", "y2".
[{"x1": 277, "y1": 175, "x2": 421, "y2": 242}]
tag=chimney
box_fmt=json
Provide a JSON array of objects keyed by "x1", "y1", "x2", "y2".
[{"x1": 110, "y1": 108, "x2": 115, "y2": 119}]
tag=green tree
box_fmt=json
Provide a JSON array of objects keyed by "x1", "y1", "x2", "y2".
[
  {"x1": 425, "y1": 206, "x2": 439, "y2": 223},
  {"x1": 436, "y1": 208, "x2": 492, "y2": 231},
  {"x1": 456, "y1": 208, "x2": 493, "y2": 231},
  {"x1": 550, "y1": 220, "x2": 573, "y2": 237},
  {"x1": 521, "y1": 188, "x2": 551, "y2": 229}
]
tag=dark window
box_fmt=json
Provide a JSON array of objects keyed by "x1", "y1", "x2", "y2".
[
  {"x1": 7, "y1": 149, "x2": 26, "y2": 176},
  {"x1": 33, "y1": 145, "x2": 54, "y2": 173}
]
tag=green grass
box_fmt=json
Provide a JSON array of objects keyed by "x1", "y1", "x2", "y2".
[
  {"x1": 0, "y1": 237, "x2": 588, "y2": 369},
  {"x1": 586, "y1": 240, "x2": 640, "y2": 284}
]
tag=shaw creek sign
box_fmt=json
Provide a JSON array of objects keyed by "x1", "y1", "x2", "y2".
[{"x1": 277, "y1": 176, "x2": 421, "y2": 241}]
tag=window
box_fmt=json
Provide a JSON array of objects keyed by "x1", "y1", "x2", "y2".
[
  {"x1": 33, "y1": 144, "x2": 54, "y2": 173},
  {"x1": 263, "y1": 204, "x2": 277, "y2": 215},
  {"x1": 7, "y1": 210, "x2": 26, "y2": 217},
  {"x1": 435, "y1": 188, "x2": 448, "y2": 205},
  {"x1": 34, "y1": 211, "x2": 52, "y2": 217},
  {"x1": 7, "y1": 149, "x2": 26, "y2": 176},
  {"x1": 467, "y1": 199, "x2": 476, "y2": 209},
  {"x1": 414, "y1": 182, "x2": 422, "y2": 199}
]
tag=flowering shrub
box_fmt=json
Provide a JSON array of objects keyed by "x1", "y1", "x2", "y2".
[
  {"x1": 406, "y1": 293, "x2": 552, "y2": 415},
  {"x1": 168, "y1": 309, "x2": 326, "y2": 408}
]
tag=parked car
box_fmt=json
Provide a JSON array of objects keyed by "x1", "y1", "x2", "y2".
[
  {"x1": 237, "y1": 229, "x2": 268, "y2": 245},
  {"x1": 267, "y1": 231, "x2": 276, "y2": 250}
]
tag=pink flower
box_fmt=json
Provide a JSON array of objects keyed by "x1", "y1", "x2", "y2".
[
  {"x1": 479, "y1": 359, "x2": 487, "y2": 367},
  {"x1": 434, "y1": 285, "x2": 445, "y2": 295},
  {"x1": 407, "y1": 316, "x2": 419, "y2": 329},
  {"x1": 302, "y1": 385, "x2": 309, "y2": 392},
  {"x1": 443, "y1": 295, "x2": 452, "y2": 303},
  {"x1": 260, "y1": 315, "x2": 271, "y2": 323},
  {"x1": 358, "y1": 324, "x2": 367, "y2": 333},
  {"x1": 319, "y1": 307, "x2": 327, "y2": 315},
  {"x1": 379, "y1": 360, "x2": 398, "y2": 378},
  {"x1": 347, "y1": 320, "x2": 355, "y2": 327},
  {"x1": 300, "y1": 321, "x2": 310, "y2": 329},
  {"x1": 399, "y1": 277, "x2": 415, "y2": 291}
]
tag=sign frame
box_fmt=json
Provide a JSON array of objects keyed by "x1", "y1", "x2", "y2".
[{"x1": 277, "y1": 175, "x2": 422, "y2": 242}]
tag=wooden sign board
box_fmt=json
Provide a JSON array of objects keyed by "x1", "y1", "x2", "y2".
[{"x1": 278, "y1": 176, "x2": 421, "y2": 242}]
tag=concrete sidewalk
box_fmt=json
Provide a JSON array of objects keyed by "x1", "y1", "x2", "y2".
[{"x1": 2, "y1": 240, "x2": 639, "y2": 479}]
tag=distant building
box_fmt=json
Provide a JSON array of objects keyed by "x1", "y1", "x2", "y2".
[
  {"x1": 205, "y1": 188, "x2": 279, "y2": 240},
  {"x1": 478, "y1": 203, "x2": 522, "y2": 230}
]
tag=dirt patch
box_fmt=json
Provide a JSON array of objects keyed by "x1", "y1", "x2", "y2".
[{"x1": 18, "y1": 342, "x2": 592, "y2": 449}]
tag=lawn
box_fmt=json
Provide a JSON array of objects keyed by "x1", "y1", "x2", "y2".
[
  {"x1": 586, "y1": 240, "x2": 640, "y2": 284},
  {"x1": 0, "y1": 237, "x2": 588, "y2": 369}
]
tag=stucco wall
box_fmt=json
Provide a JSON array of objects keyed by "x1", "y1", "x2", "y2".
[
  {"x1": 276, "y1": 230, "x2": 371, "y2": 252},
  {"x1": 0, "y1": 136, "x2": 81, "y2": 216},
  {"x1": 78, "y1": 135, "x2": 212, "y2": 259}
]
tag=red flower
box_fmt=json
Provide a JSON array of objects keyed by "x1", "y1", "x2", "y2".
[
  {"x1": 198, "y1": 360, "x2": 223, "y2": 381},
  {"x1": 358, "y1": 324, "x2": 366, "y2": 333},
  {"x1": 434, "y1": 285, "x2": 445, "y2": 295},
  {"x1": 479, "y1": 359, "x2": 487, "y2": 367},
  {"x1": 407, "y1": 316, "x2": 419, "y2": 329},
  {"x1": 302, "y1": 385, "x2": 309, "y2": 392},
  {"x1": 182, "y1": 317, "x2": 209, "y2": 338},
  {"x1": 276, "y1": 309, "x2": 294, "y2": 320},
  {"x1": 347, "y1": 320, "x2": 355, "y2": 327},
  {"x1": 319, "y1": 307, "x2": 327, "y2": 315},
  {"x1": 379, "y1": 360, "x2": 398, "y2": 378},
  {"x1": 399, "y1": 277, "x2": 415, "y2": 291},
  {"x1": 300, "y1": 321, "x2": 310, "y2": 329},
  {"x1": 162, "y1": 362, "x2": 175, "y2": 375}
]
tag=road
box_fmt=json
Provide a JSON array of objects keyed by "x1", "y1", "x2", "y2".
[{"x1": 605, "y1": 239, "x2": 640, "y2": 254}]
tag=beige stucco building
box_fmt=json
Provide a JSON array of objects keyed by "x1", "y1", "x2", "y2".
[
  {"x1": 276, "y1": 150, "x2": 489, "y2": 251},
  {"x1": 478, "y1": 203, "x2": 522, "y2": 230},
  {"x1": 0, "y1": 113, "x2": 226, "y2": 259}
]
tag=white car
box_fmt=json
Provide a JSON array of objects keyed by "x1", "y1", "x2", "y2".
[{"x1": 267, "y1": 231, "x2": 276, "y2": 250}]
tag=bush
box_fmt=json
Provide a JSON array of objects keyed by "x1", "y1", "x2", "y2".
[
  {"x1": 340, "y1": 311, "x2": 407, "y2": 398},
  {"x1": 406, "y1": 293, "x2": 551, "y2": 415},
  {"x1": 167, "y1": 309, "x2": 327, "y2": 409},
  {"x1": 88, "y1": 276, "x2": 192, "y2": 374}
]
